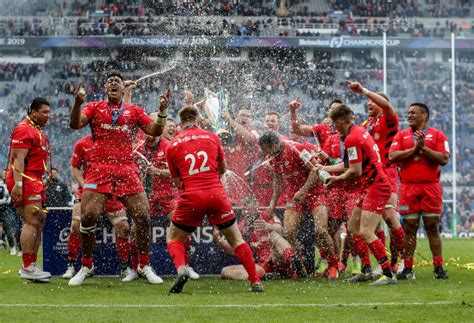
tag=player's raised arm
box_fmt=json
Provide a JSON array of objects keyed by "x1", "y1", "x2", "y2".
[
  {"x1": 289, "y1": 97, "x2": 313, "y2": 136},
  {"x1": 145, "y1": 89, "x2": 171, "y2": 136},
  {"x1": 346, "y1": 80, "x2": 396, "y2": 117},
  {"x1": 70, "y1": 82, "x2": 90, "y2": 129}
]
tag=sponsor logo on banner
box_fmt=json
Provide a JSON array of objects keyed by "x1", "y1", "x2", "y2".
[{"x1": 329, "y1": 37, "x2": 401, "y2": 48}]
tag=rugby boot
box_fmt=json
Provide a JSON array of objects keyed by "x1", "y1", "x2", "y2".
[
  {"x1": 137, "y1": 265, "x2": 163, "y2": 284},
  {"x1": 68, "y1": 265, "x2": 94, "y2": 286},
  {"x1": 169, "y1": 266, "x2": 190, "y2": 294},
  {"x1": 396, "y1": 268, "x2": 416, "y2": 280},
  {"x1": 434, "y1": 267, "x2": 449, "y2": 280}
]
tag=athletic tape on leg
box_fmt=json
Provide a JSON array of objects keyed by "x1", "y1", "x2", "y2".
[
  {"x1": 80, "y1": 224, "x2": 97, "y2": 235},
  {"x1": 110, "y1": 216, "x2": 128, "y2": 226}
]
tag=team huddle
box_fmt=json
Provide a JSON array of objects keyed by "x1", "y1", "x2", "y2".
[{"x1": 6, "y1": 72, "x2": 450, "y2": 293}]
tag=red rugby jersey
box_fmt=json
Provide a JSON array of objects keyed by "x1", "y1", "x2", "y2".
[
  {"x1": 166, "y1": 126, "x2": 225, "y2": 192},
  {"x1": 82, "y1": 100, "x2": 152, "y2": 164},
  {"x1": 389, "y1": 127, "x2": 449, "y2": 183},
  {"x1": 361, "y1": 113, "x2": 398, "y2": 168},
  {"x1": 344, "y1": 125, "x2": 387, "y2": 188}
]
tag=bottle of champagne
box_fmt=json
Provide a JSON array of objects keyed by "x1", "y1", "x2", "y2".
[{"x1": 318, "y1": 169, "x2": 332, "y2": 184}]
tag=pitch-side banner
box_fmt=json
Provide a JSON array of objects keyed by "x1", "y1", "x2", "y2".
[
  {"x1": 43, "y1": 209, "x2": 238, "y2": 276},
  {"x1": 3, "y1": 36, "x2": 474, "y2": 49}
]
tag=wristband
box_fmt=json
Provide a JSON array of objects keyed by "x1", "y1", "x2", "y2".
[
  {"x1": 362, "y1": 88, "x2": 369, "y2": 95},
  {"x1": 154, "y1": 114, "x2": 167, "y2": 126},
  {"x1": 15, "y1": 181, "x2": 23, "y2": 187}
]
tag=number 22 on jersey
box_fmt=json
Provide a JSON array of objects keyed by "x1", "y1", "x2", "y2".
[{"x1": 185, "y1": 151, "x2": 210, "y2": 175}]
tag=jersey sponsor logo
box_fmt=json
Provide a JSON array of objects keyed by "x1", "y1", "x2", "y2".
[
  {"x1": 426, "y1": 134, "x2": 433, "y2": 139},
  {"x1": 347, "y1": 146, "x2": 358, "y2": 161},
  {"x1": 373, "y1": 133, "x2": 380, "y2": 140},
  {"x1": 158, "y1": 152, "x2": 164, "y2": 157},
  {"x1": 392, "y1": 142, "x2": 398, "y2": 146},
  {"x1": 123, "y1": 110, "x2": 131, "y2": 116},
  {"x1": 399, "y1": 205, "x2": 410, "y2": 211},
  {"x1": 100, "y1": 123, "x2": 131, "y2": 133},
  {"x1": 84, "y1": 183, "x2": 98, "y2": 190},
  {"x1": 11, "y1": 139, "x2": 23, "y2": 144}
]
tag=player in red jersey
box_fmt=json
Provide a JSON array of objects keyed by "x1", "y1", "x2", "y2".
[
  {"x1": 318, "y1": 133, "x2": 361, "y2": 274},
  {"x1": 6, "y1": 97, "x2": 51, "y2": 282},
  {"x1": 258, "y1": 131, "x2": 339, "y2": 279},
  {"x1": 166, "y1": 106, "x2": 262, "y2": 293},
  {"x1": 290, "y1": 98, "x2": 342, "y2": 148},
  {"x1": 215, "y1": 197, "x2": 297, "y2": 280},
  {"x1": 389, "y1": 103, "x2": 450, "y2": 280},
  {"x1": 347, "y1": 81, "x2": 405, "y2": 273},
  {"x1": 321, "y1": 104, "x2": 396, "y2": 285},
  {"x1": 68, "y1": 73, "x2": 169, "y2": 286},
  {"x1": 62, "y1": 135, "x2": 131, "y2": 280},
  {"x1": 220, "y1": 108, "x2": 259, "y2": 205}
]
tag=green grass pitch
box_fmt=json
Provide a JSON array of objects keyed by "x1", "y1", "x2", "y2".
[{"x1": 0, "y1": 239, "x2": 473, "y2": 322}]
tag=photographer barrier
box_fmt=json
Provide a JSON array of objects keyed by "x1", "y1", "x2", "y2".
[{"x1": 43, "y1": 207, "x2": 315, "y2": 276}]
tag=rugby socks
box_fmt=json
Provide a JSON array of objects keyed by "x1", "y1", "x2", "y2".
[
  {"x1": 391, "y1": 227, "x2": 405, "y2": 252},
  {"x1": 341, "y1": 237, "x2": 352, "y2": 266},
  {"x1": 167, "y1": 239, "x2": 187, "y2": 270},
  {"x1": 22, "y1": 253, "x2": 35, "y2": 268},
  {"x1": 433, "y1": 256, "x2": 443, "y2": 268},
  {"x1": 282, "y1": 247, "x2": 297, "y2": 278},
  {"x1": 353, "y1": 235, "x2": 371, "y2": 267},
  {"x1": 138, "y1": 253, "x2": 150, "y2": 269},
  {"x1": 376, "y1": 230, "x2": 387, "y2": 247},
  {"x1": 115, "y1": 235, "x2": 130, "y2": 265},
  {"x1": 81, "y1": 256, "x2": 93, "y2": 269},
  {"x1": 404, "y1": 257, "x2": 414, "y2": 269},
  {"x1": 368, "y1": 239, "x2": 392, "y2": 278},
  {"x1": 234, "y1": 242, "x2": 260, "y2": 284},
  {"x1": 67, "y1": 232, "x2": 81, "y2": 262}
]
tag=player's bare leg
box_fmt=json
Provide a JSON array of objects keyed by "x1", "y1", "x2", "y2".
[
  {"x1": 122, "y1": 192, "x2": 162, "y2": 284},
  {"x1": 422, "y1": 214, "x2": 448, "y2": 279},
  {"x1": 397, "y1": 215, "x2": 419, "y2": 280},
  {"x1": 383, "y1": 193, "x2": 405, "y2": 271},
  {"x1": 17, "y1": 203, "x2": 50, "y2": 282},
  {"x1": 312, "y1": 205, "x2": 338, "y2": 279},
  {"x1": 68, "y1": 191, "x2": 107, "y2": 286},
  {"x1": 347, "y1": 207, "x2": 372, "y2": 281},
  {"x1": 221, "y1": 264, "x2": 266, "y2": 280},
  {"x1": 282, "y1": 210, "x2": 307, "y2": 277},
  {"x1": 107, "y1": 209, "x2": 130, "y2": 277},
  {"x1": 268, "y1": 231, "x2": 298, "y2": 278},
  {"x1": 220, "y1": 222, "x2": 263, "y2": 292},
  {"x1": 358, "y1": 210, "x2": 396, "y2": 285}
]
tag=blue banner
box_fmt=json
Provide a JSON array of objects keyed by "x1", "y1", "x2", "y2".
[{"x1": 43, "y1": 209, "x2": 239, "y2": 276}]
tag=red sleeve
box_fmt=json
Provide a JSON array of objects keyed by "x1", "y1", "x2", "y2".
[
  {"x1": 82, "y1": 102, "x2": 97, "y2": 119},
  {"x1": 10, "y1": 126, "x2": 34, "y2": 149},
  {"x1": 389, "y1": 131, "x2": 404, "y2": 153},
  {"x1": 344, "y1": 134, "x2": 363, "y2": 164},
  {"x1": 434, "y1": 130, "x2": 450, "y2": 156},
  {"x1": 70, "y1": 140, "x2": 84, "y2": 168},
  {"x1": 166, "y1": 144, "x2": 179, "y2": 178},
  {"x1": 323, "y1": 136, "x2": 331, "y2": 154},
  {"x1": 136, "y1": 106, "x2": 153, "y2": 131},
  {"x1": 311, "y1": 124, "x2": 323, "y2": 134}
]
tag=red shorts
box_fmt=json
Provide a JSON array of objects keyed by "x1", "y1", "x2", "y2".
[
  {"x1": 84, "y1": 163, "x2": 143, "y2": 198},
  {"x1": 327, "y1": 189, "x2": 357, "y2": 220},
  {"x1": 384, "y1": 166, "x2": 399, "y2": 194},
  {"x1": 356, "y1": 181, "x2": 391, "y2": 215},
  {"x1": 150, "y1": 195, "x2": 176, "y2": 217},
  {"x1": 76, "y1": 187, "x2": 125, "y2": 213},
  {"x1": 6, "y1": 170, "x2": 45, "y2": 207},
  {"x1": 172, "y1": 187, "x2": 235, "y2": 228},
  {"x1": 285, "y1": 184, "x2": 326, "y2": 213},
  {"x1": 399, "y1": 182, "x2": 442, "y2": 215}
]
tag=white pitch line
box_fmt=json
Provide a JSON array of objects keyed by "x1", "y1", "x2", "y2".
[{"x1": 0, "y1": 301, "x2": 463, "y2": 309}]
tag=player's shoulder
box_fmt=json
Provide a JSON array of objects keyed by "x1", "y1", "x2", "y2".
[
  {"x1": 12, "y1": 119, "x2": 34, "y2": 136},
  {"x1": 426, "y1": 127, "x2": 446, "y2": 139},
  {"x1": 124, "y1": 102, "x2": 144, "y2": 112},
  {"x1": 84, "y1": 100, "x2": 105, "y2": 110}
]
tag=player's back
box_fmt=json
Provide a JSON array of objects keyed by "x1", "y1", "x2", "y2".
[{"x1": 167, "y1": 126, "x2": 224, "y2": 192}]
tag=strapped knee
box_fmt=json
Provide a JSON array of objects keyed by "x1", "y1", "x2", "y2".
[
  {"x1": 80, "y1": 224, "x2": 97, "y2": 235},
  {"x1": 72, "y1": 216, "x2": 81, "y2": 222},
  {"x1": 385, "y1": 204, "x2": 396, "y2": 210},
  {"x1": 110, "y1": 216, "x2": 128, "y2": 226}
]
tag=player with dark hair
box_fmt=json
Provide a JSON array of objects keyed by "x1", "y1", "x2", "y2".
[
  {"x1": 347, "y1": 81, "x2": 405, "y2": 275},
  {"x1": 68, "y1": 73, "x2": 170, "y2": 286},
  {"x1": 6, "y1": 97, "x2": 51, "y2": 282},
  {"x1": 389, "y1": 103, "x2": 450, "y2": 280},
  {"x1": 259, "y1": 131, "x2": 338, "y2": 279},
  {"x1": 166, "y1": 106, "x2": 262, "y2": 293},
  {"x1": 321, "y1": 104, "x2": 396, "y2": 285},
  {"x1": 215, "y1": 196, "x2": 297, "y2": 280}
]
